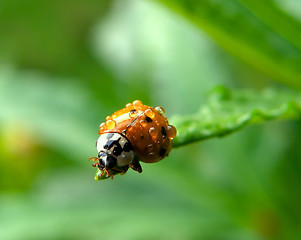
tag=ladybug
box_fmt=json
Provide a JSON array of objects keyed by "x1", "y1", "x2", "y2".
[{"x1": 89, "y1": 100, "x2": 176, "y2": 179}]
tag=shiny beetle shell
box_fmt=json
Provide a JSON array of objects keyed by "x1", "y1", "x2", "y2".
[{"x1": 99, "y1": 100, "x2": 176, "y2": 164}]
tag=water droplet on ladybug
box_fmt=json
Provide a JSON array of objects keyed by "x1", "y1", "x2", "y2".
[
  {"x1": 129, "y1": 109, "x2": 137, "y2": 118},
  {"x1": 145, "y1": 108, "x2": 155, "y2": 119},
  {"x1": 148, "y1": 152, "x2": 155, "y2": 158},
  {"x1": 131, "y1": 134, "x2": 137, "y2": 141},
  {"x1": 133, "y1": 100, "x2": 142, "y2": 107},
  {"x1": 106, "y1": 120, "x2": 116, "y2": 130},
  {"x1": 149, "y1": 127, "x2": 158, "y2": 139},
  {"x1": 140, "y1": 120, "x2": 147, "y2": 127},
  {"x1": 125, "y1": 103, "x2": 132, "y2": 108},
  {"x1": 154, "y1": 120, "x2": 161, "y2": 126},
  {"x1": 167, "y1": 125, "x2": 177, "y2": 139},
  {"x1": 106, "y1": 116, "x2": 112, "y2": 121},
  {"x1": 146, "y1": 144, "x2": 153, "y2": 153},
  {"x1": 155, "y1": 106, "x2": 165, "y2": 115}
]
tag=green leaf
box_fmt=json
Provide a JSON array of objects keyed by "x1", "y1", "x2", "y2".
[
  {"x1": 171, "y1": 86, "x2": 301, "y2": 147},
  {"x1": 156, "y1": 0, "x2": 301, "y2": 88}
]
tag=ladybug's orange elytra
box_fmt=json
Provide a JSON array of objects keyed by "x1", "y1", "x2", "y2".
[{"x1": 90, "y1": 100, "x2": 176, "y2": 179}]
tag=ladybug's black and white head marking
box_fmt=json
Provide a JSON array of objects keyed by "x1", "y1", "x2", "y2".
[{"x1": 96, "y1": 133, "x2": 134, "y2": 169}]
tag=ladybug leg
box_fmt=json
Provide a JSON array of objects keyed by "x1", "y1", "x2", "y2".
[
  {"x1": 89, "y1": 157, "x2": 99, "y2": 162},
  {"x1": 119, "y1": 165, "x2": 129, "y2": 175},
  {"x1": 89, "y1": 157, "x2": 100, "y2": 168},
  {"x1": 95, "y1": 168, "x2": 113, "y2": 180},
  {"x1": 129, "y1": 157, "x2": 142, "y2": 173},
  {"x1": 104, "y1": 168, "x2": 114, "y2": 179},
  {"x1": 108, "y1": 166, "x2": 129, "y2": 177},
  {"x1": 103, "y1": 167, "x2": 121, "y2": 179}
]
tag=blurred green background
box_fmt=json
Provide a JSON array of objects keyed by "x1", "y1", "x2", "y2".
[{"x1": 1, "y1": 0, "x2": 301, "y2": 239}]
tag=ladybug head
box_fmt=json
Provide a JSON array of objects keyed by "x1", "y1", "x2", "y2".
[
  {"x1": 96, "y1": 132, "x2": 135, "y2": 170},
  {"x1": 97, "y1": 151, "x2": 117, "y2": 170}
]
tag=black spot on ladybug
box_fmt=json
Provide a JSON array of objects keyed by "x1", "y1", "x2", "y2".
[
  {"x1": 159, "y1": 148, "x2": 166, "y2": 157},
  {"x1": 104, "y1": 140, "x2": 115, "y2": 150},
  {"x1": 161, "y1": 127, "x2": 167, "y2": 138},
  {"x1": 123, "y1": 142, "x2": 133, "y2": 152},
  {"x1": 106, "y1": 155, "x2": 117, "y2": 168},
  {"x1": 106, "y1": 133, "x2": 114, "y2": 140},
  {"x1": 145, "y1": 116, "x2": 152, "y2": 123},
  {"x1": 113, "y1": 143, "x2": 122, "y2": 156},
  {"x1": 130, "y1": 109, "x2": 137, "y2": 114}
]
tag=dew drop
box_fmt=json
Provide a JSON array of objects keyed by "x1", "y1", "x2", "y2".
[
  {"x1": 106, "y1": 120, "x2": 116, "y2": 130},
  {"x1": 129, "y1": 109, "x2": 137, "y2": 118},
  {"x1": 133, "y1": 100, "x2": 142, "y2": 107},
  {"x1": 148, "y1": 152, "x2": 155, "y2": 158},
  {"x1": 145, "y1": 108, "x2": 155, "y2": 119},
  {"x1": 155, "y1": 120, "x2": 160, "y2": 126},
  {"x1": 155, "y1": 106, "x2": 165, "y2": 115},
  {"x1": 106, "y1": 116, "x2": 112, "y2": 121},
  {"x1": 167, "y1": 125, "x2": 177, "y2": 139},
  {"x1": 125, "y1": 103, "x2": 132, "y2": 108},
  {"x1": 149, "y1": 127, "x2": 158, "y2": 139},
  {"x1": 140, "y1": 120, "x2": 147, "y2": 127},
  {"x1": 146, "y1": 144, "x2": 153, "y2": 153},
  {"x1": 131, "y1": 134, "x2": 137, "y2": 141}
]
